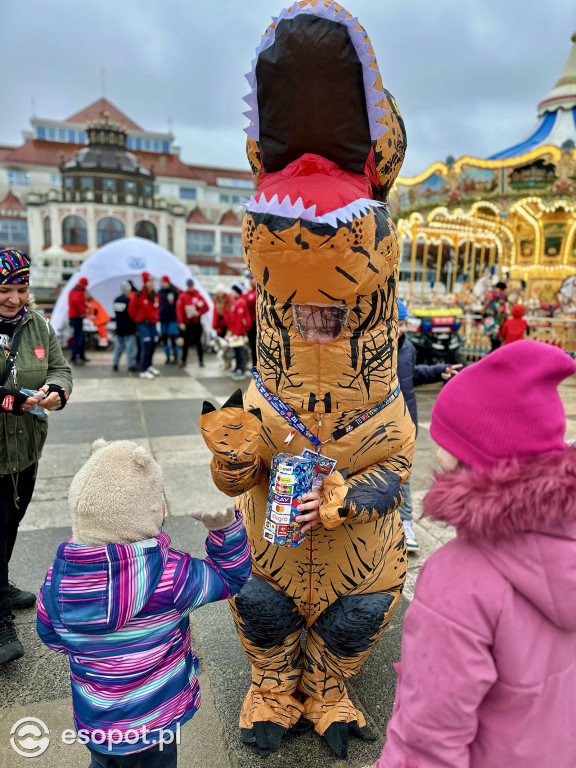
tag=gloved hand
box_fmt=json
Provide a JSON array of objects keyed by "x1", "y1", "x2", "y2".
[
  {"x1": 190, "y1": 506, "x2": 237, "y2": 531},
  {"x1": 199, "y1": 388, "x2": 262, "y2": 465}
]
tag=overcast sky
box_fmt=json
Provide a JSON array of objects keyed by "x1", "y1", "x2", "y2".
[{"x1": 2, "y1": 1, "x2": 575, "y2": 176}]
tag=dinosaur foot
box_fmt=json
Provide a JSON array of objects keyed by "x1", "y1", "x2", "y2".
[
  {"x1": 241, "y1": 721, "x2": 286, "y2": 758},
  {"x1": 323, "y1": 720, "x2": 377, "y2": 759}
]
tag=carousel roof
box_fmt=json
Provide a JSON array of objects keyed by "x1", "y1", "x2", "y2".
[{"x1": 490, "y1": 32, "x2": 576, "y2": 160}]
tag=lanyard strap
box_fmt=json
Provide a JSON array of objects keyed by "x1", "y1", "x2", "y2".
[
  {"x1": 329, "y1": 385, "x2": 400, "y2": 441},
  {"x1": 252, "y1": 369, "x2": 400, "y2": 447},
  {"x1": 0, "y1": 318, "x2": 25, "y2": 388},
  {"x1": 252, "y1": 369, "x2": 322, "y2": 447}
]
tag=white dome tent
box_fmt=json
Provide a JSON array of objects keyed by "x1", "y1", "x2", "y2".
[{"x1": 49, "y1": 237, "x2": 213, "y2": 341}]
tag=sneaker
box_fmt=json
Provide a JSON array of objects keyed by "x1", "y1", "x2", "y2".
[
  {"x1": 128, "y1": 366, "x2": 138, "y2": 372},
  {"x1": 8, "y1": 583, "x2": 36, "y2": 610},
  {"x1": 231, "y1": 370, "x2": 246, "y2": 380},
  {"x1": 403, "y1": 520, "x2": 419, "y2": 551},
  {"x1": 113, "y1": 364, "x2": 119, "y2": 372},
  {"x1": 147, "y1": 366, "x2": 161, "y2": 376},
  {"x1": 0, "y1": 617, "x2": 24, "y2": 664},
  {"x1": 139, "y1": 371, "x2": 155, "y2": 380}
]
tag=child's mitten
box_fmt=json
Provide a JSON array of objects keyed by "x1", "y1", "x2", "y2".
[{"x1": 190, "y1": 506, "x2": 237, "y2": 531}]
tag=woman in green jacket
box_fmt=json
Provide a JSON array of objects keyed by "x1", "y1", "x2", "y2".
[{"x1": 0, "y1": 250, "x2": 72, "y2": 665}]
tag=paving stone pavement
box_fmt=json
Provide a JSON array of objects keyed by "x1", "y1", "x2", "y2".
[{"x1": 1, "y1": 347, "x2": 575, "y2": 768}]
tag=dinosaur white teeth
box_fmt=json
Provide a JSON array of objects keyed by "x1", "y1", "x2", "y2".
[{"x1": 244, "y1": 193, "x2": 384, "y2": 226}]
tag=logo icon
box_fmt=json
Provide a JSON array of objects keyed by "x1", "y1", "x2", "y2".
[
  {"x1": 10, "y1": 717, "x2": 50, "y2": 758},
  {"x1": 34, "y1": 347, "x2": 45, "y2": 360},
  {"x1": 128, "y1": 256, "x2": 145, "y2": 270},
  {"x1": 2, "y1": 395, "x2": 14, "y2": 411}
]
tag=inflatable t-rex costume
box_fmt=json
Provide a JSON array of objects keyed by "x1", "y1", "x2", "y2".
[{"x1": 200, "y1": 1, "x2": 415, "y2": 758}]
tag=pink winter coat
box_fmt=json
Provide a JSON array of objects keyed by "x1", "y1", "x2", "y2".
[{"x1": 377, "y1": 447, "x2": 576, "y2": 768}]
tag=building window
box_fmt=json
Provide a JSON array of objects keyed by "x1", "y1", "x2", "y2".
[
  {"x1": 97, "y1": 217, "x2": 125, "y2": 246},
  {"x1": 0, "y1": 219, "x2": 28, "y2": 244},
  {"x1": 81, "y1": 177, "x2": 93, "y2": 189},
  {"x1": 219, "y1": 194, "x2": 230, "y2": 203},
  {"x1": 48, "y1": 128, "x2": 56, "y2": 140},
  {"x1": 63, "y1": 176, "x2": 74, "y2": 189},
  {"x1": 195, "y1": 265, "x2": 219, "y2": 275},
  {"x1": 221, "y1": 233, "x2": 242, "y2": 257},
  {"x1": 62, "y1": 215, "x2": 88, "y2": 246},
  {"x1": 8, "y1": 170, "x2": 30, "y2": 187},
  {"x1": 50, "y1": 174, "x2": 61, "y2": 186},
  {"x1": 154, "y1": 184, "x2": 160, "y2": 195},
  {"x1": 167, "y1": 224, "x2": 174, "y2": 253},
  {"x1": 125, "y1": 180, "x2": 136, "y2": 193},
  {"x1": 162, "y1": 141, "x2": 170, "y2": 153},
  {"x1": 36, "y1": 126, "x2": 46, "y2": 140},
  {"x1": 180, "y1": 187, "x2": 197, "y2": 200},
  {"x1": 144, "y1": 139, "x2": 151, "y2": 151},
  {"x1": 216, "y1": 177, "x2": 255, "y2": 189},
  {"x1": 134, "y1": 138, "x2": 142, "y2": 150},
  {"x1": 43, "y1": 217, "x2": 51, "y2": 248},
  {"x1": 135, "y1": 220, "x2": 158, "y2": 242},
  {"x1": 68, "y1": 130, "x2": 76, "y2": 143},
  {"x1": 143, "y1": 184, "x2": 153, "y2": 196},
  {"x1": 103, "y1": 178, "x2": 116, "y2": 191},
  {"x1": 78, "y1": 131, "x2": 87, "y2": 144},
  {"x1": 186, "y1": 230, "x2": 215, "y2": 255}
]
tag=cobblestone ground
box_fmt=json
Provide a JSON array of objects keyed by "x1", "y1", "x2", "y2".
[{"x1": 1, "y1": 347, "x2": 575, "y2": 768}]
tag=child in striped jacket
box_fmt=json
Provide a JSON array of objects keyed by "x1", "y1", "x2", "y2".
[{"x1": 37, "y1": 439, "x2": 251, "y2": 767}]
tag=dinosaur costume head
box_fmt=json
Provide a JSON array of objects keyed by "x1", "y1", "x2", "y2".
[{"x1": 242, "y1": 0, "x2": 406, "y2": 410}]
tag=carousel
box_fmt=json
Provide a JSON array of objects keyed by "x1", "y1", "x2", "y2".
[{"x1": 393, "y1": 33, "x2": 576, "y2": 354}]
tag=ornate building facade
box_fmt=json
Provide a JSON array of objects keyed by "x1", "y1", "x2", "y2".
[{"x1": 0, "y1": 99, "x2": 253, "y2": 296}]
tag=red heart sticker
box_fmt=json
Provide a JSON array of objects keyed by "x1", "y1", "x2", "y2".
[{"x1": 34, "y1": 347, "x2": 45, "y2": 361}]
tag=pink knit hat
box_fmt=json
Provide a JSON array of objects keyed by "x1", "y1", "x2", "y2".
[{"x1": 431, "y1": 340, "x2": 576, "y2": 469}]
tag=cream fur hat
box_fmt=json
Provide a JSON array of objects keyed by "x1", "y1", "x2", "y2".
[{"x1": 69, "y1": 439, "x2": 164, "y2": 547}]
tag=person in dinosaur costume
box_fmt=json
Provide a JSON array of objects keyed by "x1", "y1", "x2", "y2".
[{"x1": 200, "y1": 1, "x2": 415, "y2": 759}]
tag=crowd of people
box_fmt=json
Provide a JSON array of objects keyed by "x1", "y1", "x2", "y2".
[
  {"x1": 67, "y1": 271, "x2": 258, "y2": 380},
  {"x1": 0, "y1": 244, "x2": 574, "y2": 768}
]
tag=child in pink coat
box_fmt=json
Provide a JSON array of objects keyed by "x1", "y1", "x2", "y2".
[{"x1": 376, "y1": 339, "x2": 576, "y2": 768}]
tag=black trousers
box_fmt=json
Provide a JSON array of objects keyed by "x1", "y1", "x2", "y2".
[
  {"x1": 182, "y1": 323, "x2": 203, "y2": 365},
  {"x1": 247, "y1": 324, "x2": 257, "y2": 369},
  {"x1": 70, "y1": 317, "x2": 85, "y2": 362},
  {"x1": 88, "y1": 740, "x2": 177, "y2": 767},
  {"x1": 0, "y1": 464, "x2": 37, "y2": 619},
  {"x1": 233, "y1": 345, "x2": 246, "y2": 374}
]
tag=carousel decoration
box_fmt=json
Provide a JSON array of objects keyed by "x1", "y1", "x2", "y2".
[{"x1": 393, "y1": 32, "x2": 576, "y2": 326}]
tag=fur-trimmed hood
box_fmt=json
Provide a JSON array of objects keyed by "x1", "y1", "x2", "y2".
[{"x1": 424, "y1": 447, "x2": 576, "y2": 630}]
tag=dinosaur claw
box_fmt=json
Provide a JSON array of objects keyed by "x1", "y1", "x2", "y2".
[
  {"x1": 223, "y1": 388, "x2": 244, "y2": 409},
  {"x1": 242, "y1": 721, "x2": 286, "y2": 758}
]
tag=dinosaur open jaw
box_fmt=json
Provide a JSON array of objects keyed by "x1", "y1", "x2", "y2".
[{"x1": 293, "y1": 303, "x2": 350, "y2": 345}]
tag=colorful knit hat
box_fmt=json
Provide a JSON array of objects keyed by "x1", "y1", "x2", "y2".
[
  {"x1": 0, "y1": 249, "x2": 30, "y2": 285},
  {"x1": 430, "y1": 340, "x2": 576, "y2": 469},
  {"x1": 161, "y1": 274, "x2": 170, "y2": 283},
  {"x1": 142, "y1": 271, "x2": 152, "y2": 284}
]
